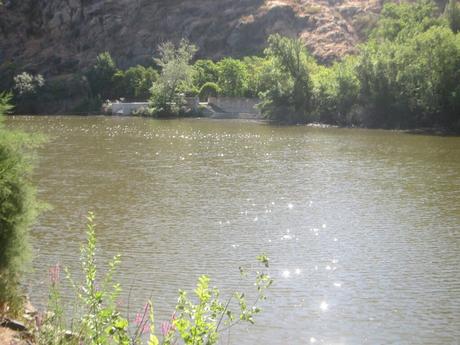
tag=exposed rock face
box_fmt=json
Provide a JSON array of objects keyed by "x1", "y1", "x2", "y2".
[{"x1": 0, "y1": 0, "x2": 382, "y2": 76}]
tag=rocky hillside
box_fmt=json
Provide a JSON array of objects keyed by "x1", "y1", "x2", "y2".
[{"x1": 0, "y1": 0, "x2": 382, "y2": 77}]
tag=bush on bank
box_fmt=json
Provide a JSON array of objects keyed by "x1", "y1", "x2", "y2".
[{"x1": 0, "y1": 93, "x2": 40, "y2": 316}]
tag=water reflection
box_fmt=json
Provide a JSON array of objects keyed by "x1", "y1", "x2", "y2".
[{"x1": 320, "y1": 301, "x2": 329, "y2": 312}]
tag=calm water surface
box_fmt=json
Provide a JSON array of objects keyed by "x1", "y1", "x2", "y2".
[{"x1": 6, "y1": 116, "x2": 460, "y2": 344}]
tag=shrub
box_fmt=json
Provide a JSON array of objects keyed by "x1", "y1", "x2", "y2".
[
  {"x1": 13, "y1": 72, "x2": 45, "y2": 114},
  {"x1": 115, "y1": 65, "x2": 159, "y2": 101},
  {"x1": 193, "y1": 59, "x2": 219, "y2": 88},
  {"x1": 370, "y1": 0, "x2": 443, "y2": 42},
  {"x1": 86, "y1": 52, "x2": 118, "y2": 100},
  {"x1": 312, "y1": 57, "x2": 360, "y2": 125},
  {"x1": 199, "y1": 82, "x2": 220, "y2": 101},
  {"x1": 242, "y1": 56, "x2": 274, "y2": 98},
  {"x1": 259, "y1": 34, "x2": 314, "y2": 123},
  {"x1": 0, "y1": 62, "x2": 19, "y2": 93},
  {"x1": 150, "y1": 40, "x2": 197, "y2": 117},
  {"x1": 445, "y1": 0, "x2": 460, "y2": 33},
  {"x1": 73, "y1": 96, "x2": 103, "y2": 114},
  {"x1": 216, "y1": 58, "x2": 248, "y2": 97},
  {"x1": 0, "y1": 93, "x2": 39, "y2": 316}
]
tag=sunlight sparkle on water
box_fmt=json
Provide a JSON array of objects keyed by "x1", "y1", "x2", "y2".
[
  {"x1": 320, "y1": 301, "x2": 329, "y2": 311},
  {"x1": 282, "y1": 270, "x2": 291, "y2": 278},
  {"x1": 288, "y1": 203, "x2": 294, "y2": 209},
  {"x1": 310, "y1": 337, "x2": 317, "y2": 343}
]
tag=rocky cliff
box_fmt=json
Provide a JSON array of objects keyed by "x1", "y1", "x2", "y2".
[{"x1": 0, "y1": 0, "x2": 382, "y2": 76}]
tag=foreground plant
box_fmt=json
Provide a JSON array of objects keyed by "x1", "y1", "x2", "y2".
[
  {"x1": 0, "y1": 92, "x2": 40, "y2": 318},
  {"x1": 37, "y1": 214, "x2": 273, "y2": 345}
]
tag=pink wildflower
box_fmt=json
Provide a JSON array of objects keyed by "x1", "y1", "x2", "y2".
[
  {"x1": 134, "y1": 303, "x2": 151, "y2": 335},
  {"x1": 161, "y1": 321, "x2": 172, "y2": 337},
  {"x1": 49, "y1": 264, "x2": 60, "y2": 286},
  {"x1": 141, "y1": 321, "x2": 150, "y2": 335},
  {"x1": 161, "y1": 313, "x2": 176, "y2": 337},
  {"x1": 134, "y1": 312, "x2": 142, "y2": 326}
]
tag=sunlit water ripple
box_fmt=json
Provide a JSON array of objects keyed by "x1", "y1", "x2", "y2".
[{"x1": 6, "y1": 116, "x2": 460, "y2": 345}]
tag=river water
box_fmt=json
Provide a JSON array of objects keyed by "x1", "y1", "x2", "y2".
[{"x1": 6, "y1": 116, "x2": 460, "y2": 344}]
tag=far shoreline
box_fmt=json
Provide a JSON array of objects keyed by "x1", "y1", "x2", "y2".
[{"x1": 6, "y1": 113, "x2": 460, "y2": 137}]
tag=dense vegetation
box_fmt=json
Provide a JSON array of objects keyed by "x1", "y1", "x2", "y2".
[
  {"x1": 0, "y1": 93, "x2": 39, "y2": 316},
  {"x1": 3, "y1": 0, "x2": 460, "y2": 130}
]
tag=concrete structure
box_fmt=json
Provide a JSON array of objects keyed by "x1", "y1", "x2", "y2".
[
  {"x1": 184, "y1": 96, "x2": 200, "y2": 111},
  {"x1": 111, "y1": 97, "x2": 199, "y2": 115},
  {"x1": 109, "y1": 97, "x2": 262, "y2": 119},
  {"x1": 111, "y1": 102, "x2": 149, "y2": 115},
  {"x1": 208, "y1": 97, "x2": 261, "y2": 118}
]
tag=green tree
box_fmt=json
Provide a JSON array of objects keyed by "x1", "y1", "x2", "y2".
[
  {"x1": 0, "y1": 93, "x2": 39, "y2": 316},
  {"x1": 216, "y1": 58, "x2": 248, "y2": 97},
  {"x1": 114, "y1": 65, "x2": 159, "y2": 101},
  {"x1": 243, "y1": 56, "x2": 275, "y2": 98},
  {"x1": 259, "y1": 34, "x2": 314, "y2": 123},
  {"x1": 13, "y1": 72, "x2": 45, "y2": 114},
  {"x1": 445, "y1": 0, "x2": 460, "y2": 33},
  {"x1": 199, "y1": 82, "x2": 220, "y2": 101},
  {"x1": 370, "y1": 0, "x2": 444, "y2": 42},
  {"x1": 355, "y1": 41, "x2": 408, "y2": 128},
  {"x1": 150, "y1": 40, "x2": 197, "y2": 117},
  {"x1": 312, "y1": 57, "x2": 360, "y2": 125},
  {"x1": 87, "y1": 52, "x2": 118, "y2": 100},
  {"x1": 193, "y1": 60, "x2": 219, "y2": 89},
  {"x1": 396, "y1": 26, "x2": 460, "y2": 127},
  {"x1": 354, "y1": 0, "x2": 460, "y2": 130}
]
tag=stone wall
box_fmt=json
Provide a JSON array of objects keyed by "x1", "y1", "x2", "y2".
[
  {"x1": 208, "y1": 97, "x2": 261, "y2": 116},
  {"x1": 111, "y1": 102, "x2": 149, "y2": 115},
  {"x1": 184, "y1": 96, "x2": 200, "y2": 111}
]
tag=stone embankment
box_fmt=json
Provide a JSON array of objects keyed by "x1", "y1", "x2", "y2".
[{"x1": 207, "y1": 97, "x2": 263, "y2": 119}]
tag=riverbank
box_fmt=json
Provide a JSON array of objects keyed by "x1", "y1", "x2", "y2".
[{"x1": 0, "y1": 298, "x2": 38, "y2": 345}]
